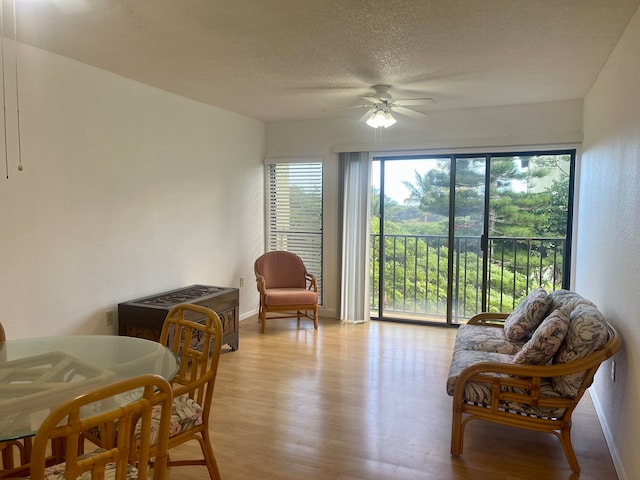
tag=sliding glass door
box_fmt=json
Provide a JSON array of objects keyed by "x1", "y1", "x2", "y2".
[
  {"x1": 371, "y1": 157, "x2": 451, "y2": 322},
  {"x1": 451, "y1": 157, "x2": 486, "y2": 322},
  {"x1": 370, "y1": 151, "x2": 574, "y2": 324}
]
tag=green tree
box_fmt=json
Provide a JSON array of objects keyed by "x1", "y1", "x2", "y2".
[
  {"x1": 370, "y1": 154, "x2": 571, "y2": 318},
  {"x1": 402, "y1": 167, "x2": 449, "y2": 221}
]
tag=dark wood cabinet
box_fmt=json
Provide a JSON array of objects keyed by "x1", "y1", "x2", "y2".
[{"x1": 118, "y1": 284, "x2": 239, "y2": 350}]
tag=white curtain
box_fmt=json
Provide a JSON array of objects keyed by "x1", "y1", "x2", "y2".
[{"x1": 339, "y1": 152, "x2": 371, "y2": 323}]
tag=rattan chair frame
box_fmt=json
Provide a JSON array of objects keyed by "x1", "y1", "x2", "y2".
[
  {"x1": 159, "y1": 303, "x2": 223, "y2": 480},
  {"x1": 28, "y1": 374, "x2": 173, "y2": 480}
]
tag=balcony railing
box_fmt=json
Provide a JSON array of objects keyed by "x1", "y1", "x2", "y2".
[{"x1": 370, "y1": 234, "x2": 566, "y2": 322}]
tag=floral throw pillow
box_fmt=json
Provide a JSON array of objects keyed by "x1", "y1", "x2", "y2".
[
  {"x1": 513, "y1": 307, "x2": 570, "y2": 365},
  {"x1": 552, "y1": 305, "x2": 608, "y2": 396},
  {"x1": 503, "y1": 287, "x2": 552, "y2": 341},
  {"x1": 548, "y1": 289, "x2": 596, "y2": 311}
]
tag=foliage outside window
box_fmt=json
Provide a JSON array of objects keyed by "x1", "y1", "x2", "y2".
[
  {"x1": 266, "y1": 162, "x2": 323, "y2": 303},
  {"x1": 370, "y1": 152, "x2": 573, "y2": 322}
]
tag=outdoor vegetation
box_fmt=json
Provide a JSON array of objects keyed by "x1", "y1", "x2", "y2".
[{"x1": 370, "y1": 154, "x2": 572, "y2": 322}]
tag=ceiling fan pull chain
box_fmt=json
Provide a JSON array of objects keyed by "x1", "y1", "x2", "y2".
[
  {"x1": 1, "y1": 0, "x2": 8, "y2": 179},
  {"x1": 12, "y1": 0, "x2": 22, "y2": 172}
]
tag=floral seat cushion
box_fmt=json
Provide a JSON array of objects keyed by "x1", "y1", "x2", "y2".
[
  {"x1": 145, "y1": 394, "x2": 203, "y2": 443},
  {"x1": 87, "y1": 395, "x2": 204, "y2": 447},
  {"x1": 23, "y1": 451, "x2": 137, "y2": 480},
  {"x1": 446, "y1": 349, "x2": 567, "y2": 418},
  {"x1": 454, "y1": 323, "x2": 525, "y2": 355},
  {"x1": 446, "y1": 349, "x2": 514, "y2": 397}
]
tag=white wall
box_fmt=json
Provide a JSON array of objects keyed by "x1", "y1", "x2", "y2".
[
  {"x1": 267, "y1": 100, "x2": 583, "y2": 318},
  {"x1": 0, "y1": 44, "x2": 265, "y2": 338},
  {"x1": 579, "y1": 5, "x2": 640, "y2": 480}
]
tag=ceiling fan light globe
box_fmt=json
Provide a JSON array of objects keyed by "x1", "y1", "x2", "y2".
[
  {"x1": 365, "y1": 114, "x2": 378, "y2": 128},
  {"x1": 382, "y1": 111, "x2": 397, "y2": 128},
  {"x1": 366, "y1": 110, "x2": 388, "y2": 128}
]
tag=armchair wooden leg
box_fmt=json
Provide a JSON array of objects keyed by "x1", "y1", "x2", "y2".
[
  {"x1": 313, "y1": 306, "x2": 318, "y2": 329},
  {"x1": 259, "y1": 307, "x2": 267, "y2": 333}
]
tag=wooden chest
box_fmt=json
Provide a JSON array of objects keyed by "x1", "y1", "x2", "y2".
[{"x1": 118, "y1": 284, "x2": 239, "y2": 350}]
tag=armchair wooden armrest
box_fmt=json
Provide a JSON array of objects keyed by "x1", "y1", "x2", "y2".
[
  {"x1": 255, "y1": 273, "x2": 266, "y2": 294},
  {"x1": 305, "y1": 272, "x2": 318, "y2": 292}
]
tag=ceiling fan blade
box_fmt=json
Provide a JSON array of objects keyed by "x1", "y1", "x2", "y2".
[
  {"x1": 393, "y1": 105, "x2": 428, "y2": 118},
  {"x1": 360, "y1": 96, "x2": 382, "y2": 103},
  {"x1": 358, "y1": 107, "x2": 376, "y2": 123},
  {"x1": 395, "y1": 97, "x2": 436, "y2": 106},
  {"x1": 324, "y1": 103, "x2": 372, "y2": 112}
]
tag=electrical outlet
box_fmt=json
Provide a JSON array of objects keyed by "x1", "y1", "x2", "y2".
[
  {"x1": 240, "y1": 276, "x2": 244, "y2": 287},
  {"x1": 105, "y1": 310, "x2": 114, "y2": 327},
  {"x1": 611, "y1": 360, "x2": 616, "y2": 382}
]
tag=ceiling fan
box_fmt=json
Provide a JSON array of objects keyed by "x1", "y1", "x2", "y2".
[{"x1": 330, "y1": 85, "x2": 435, "y2": 128}]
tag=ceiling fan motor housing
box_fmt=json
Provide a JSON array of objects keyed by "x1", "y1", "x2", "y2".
[{"x1": 372, "y1": 85, "x2": 392, "y2": 101}]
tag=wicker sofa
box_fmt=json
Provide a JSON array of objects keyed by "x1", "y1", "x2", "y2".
[{"x1": 446, "y1": 289, "x2": 620, "y2": 473}]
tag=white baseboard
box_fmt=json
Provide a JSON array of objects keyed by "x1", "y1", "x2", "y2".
[
  {"x1": 239, "y1": 309, "x2": 258, "y2": 321},
  {"x1": 239, "y1": 307, "x2": 338, "y2": 322},
  {"x1": 590, "y1": 389, "x2": 626, "y2": 480},
  {"x1": 319, "y1": 307, "x2": 337, "y2": 319}
]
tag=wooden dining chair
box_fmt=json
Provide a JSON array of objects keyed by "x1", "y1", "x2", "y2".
[
  {"x1": 0, "y1": 440, "x2": 30, "y2": 478},
  {"x1": 28, "y1": 374, "x2": 173, "y2": 480},
  {"x1": 0, "y1": 321, "x2": 32, "y2": 478},
  {"x1": 151, "y1": 303, "x2": 223, "y2": 480}
]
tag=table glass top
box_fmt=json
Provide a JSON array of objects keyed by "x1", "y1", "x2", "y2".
[{"x1": 0, "y1": 335, "x2": 178, "y2": 441}]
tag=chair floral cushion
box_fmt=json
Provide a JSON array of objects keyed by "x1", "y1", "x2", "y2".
[
  {"x1": 90, "y1": 395, "x2": 204, "y2": 447},
  {"x1": 513, "y1": 307, "x2": 570, "y2": 365},
  {"x1": 552, "y1": 305, "x2": 608, "y2": 396},
  {"x1": 503, "y1": 287, "x2": 552, "y2": 341},
  {"x1": 144, "y1": 394, "x2": 203, "y2": 443},
  {"x1": 24, "y1": 451, "x2": 137, "y2": 479}
]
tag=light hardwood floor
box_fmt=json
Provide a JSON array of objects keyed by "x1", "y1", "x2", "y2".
[{"x1": 168, "y1": 316, "x2": 618, "y2": 480}]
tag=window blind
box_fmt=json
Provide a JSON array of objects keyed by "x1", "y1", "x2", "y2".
[{"x1": 266, "y1": 162, "x2": 323, "y2": 303}]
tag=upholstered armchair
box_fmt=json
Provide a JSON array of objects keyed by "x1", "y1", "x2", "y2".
[{"x1": 254, "y1": 251, "x2": 318, "y2": 333}]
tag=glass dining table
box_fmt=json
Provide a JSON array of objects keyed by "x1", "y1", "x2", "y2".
[{"x1": 0, "y1": 335, "x2": 178, "y2": 442}]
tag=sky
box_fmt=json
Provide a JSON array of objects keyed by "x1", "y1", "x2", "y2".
[{"x1": 371, "y1": 158, "x2": 443, "y2": 204}]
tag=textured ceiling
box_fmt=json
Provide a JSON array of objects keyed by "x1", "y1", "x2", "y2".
[{"x1": 12, "y1": 0, "x2": 640, "y2": 122}]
